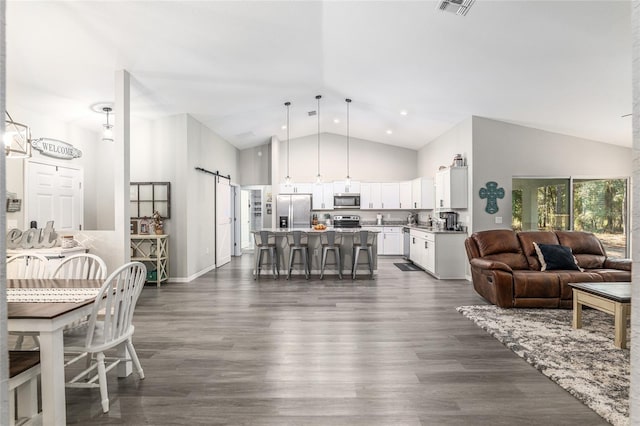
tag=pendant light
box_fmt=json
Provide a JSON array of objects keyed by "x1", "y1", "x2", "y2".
[
  {"x1": 284, "y1": 101, "x2": 292, "y2": 186},
  {"x1": 102, "y1": 107, "x2": 114, "y2": 142},
  {"x1": 345, "y1": 98, "x2": 352, "y2": 191},
  {"x1": 315, "y1": 95, "x2": 322, "y2": 184}
]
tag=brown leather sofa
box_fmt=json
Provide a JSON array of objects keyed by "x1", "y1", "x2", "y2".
[{"x1": 465, "y1": 229, "x2": 631, "y2": 308}]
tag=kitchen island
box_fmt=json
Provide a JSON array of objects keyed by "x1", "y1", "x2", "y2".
[{"x1": 252, "y1": 228, "x2": 380, "y2": 277}]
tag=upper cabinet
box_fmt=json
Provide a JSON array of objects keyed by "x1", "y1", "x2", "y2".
[
  {"x1": 435, "y1": 167, "x2": 467, "y2": 209},
  {"x1": 278, "y1": 183, "x2": 314, "y2": 194},
  {"x1": 360, "y1": 183, "x2": 381, "y2": 209},
  {"x1": 333, "y1": 180, "x2": 361, "y2": 194},
  {"x1": 399, "y1": 181, "x2": 412, "y2": 210},
  {"x1": 380, "y1": 183, "x2": 400, "y2": 209},
  {"x1": 412, "y1": 177, "x2": 435, "y2": 210},
  {"x1": 312, "y1": 183, "x2": 334, "y2": 210}
]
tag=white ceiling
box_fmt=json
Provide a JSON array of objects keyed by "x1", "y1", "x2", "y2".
[{"x1": 6, "y1": 0, "x2": 632, "y2": 151}]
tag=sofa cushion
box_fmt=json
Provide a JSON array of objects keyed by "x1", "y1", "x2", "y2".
[
  {"x1": 471, "y1": 230, "x2": 529, "y2": 270},
  {"x1": 512, "y1": 271, "x2": 560, "y2": 298},
  {"x1": 590, "y1": 269, "x2": 632, "y2": 282},
  {"x1": 517, "y1": 231, "x2": 559, "y2": 270},
  {"x1": 555, "y1": 231, "x2": 606, "y2": 269},
  {"x1": 556, "y1": 271, "x2": 605, "y2": 300},
  {"x1": 533, "y1": 243, "x2": 583, "y2": 271}
]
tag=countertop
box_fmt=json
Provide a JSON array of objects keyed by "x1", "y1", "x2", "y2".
[
  {"x1": 257, "y1": 227, "x2": 381, "y2": 233},
  {"x1": 403, "y1": 225, "x2": 467, "y2": 234}
]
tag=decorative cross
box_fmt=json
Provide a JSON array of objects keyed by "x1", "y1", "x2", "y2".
[{"x1": 479, "y1": 181, "x2": 505, "y2": 214}]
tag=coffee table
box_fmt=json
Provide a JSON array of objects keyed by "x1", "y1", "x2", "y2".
[{"x1": 569, "y1": 282, "x2": 631, "y2": 349}]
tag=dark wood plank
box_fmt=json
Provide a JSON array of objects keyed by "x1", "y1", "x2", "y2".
[{"x1": 58, "y1": 255, "x2": 608, "y2": 425}]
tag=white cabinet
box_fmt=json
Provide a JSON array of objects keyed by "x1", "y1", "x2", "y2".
[
  {"x1": 412, "y1": 177, "x2": 435, "y2": 210},
  {"x1": 312, "y1": 183, "x2": 334, "y2": 210},
  {"x1": 131, "y1": 234, "x2": 169, "y2": 287},
  {"x1": 279, "y1": 183, "x2": 314, "y2": 194},
  {"x1": 399, "y1": 181, "x2": 412, "y2": 210},
  {"x1": 435, "y1": 167, "x2": 467, "y2": 210},
  {"x1": 380, "y1": 183, "x2": 400, "y2": 209},
  {"x1": 333, "y1": 180, "x2": 361, "y2": 194},
  {"x1": 360, "y1": 183, "x2": 381, "y2": 209},
  {"x1": 380, "y1": 226, "x2": 402, "y2": 255},
  {"x1": 409, "y1": 229, "x2": 466, "y2": 279}
]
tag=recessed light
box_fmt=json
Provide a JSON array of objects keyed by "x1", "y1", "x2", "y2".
[
  {"x1": 386, "y1": 130, "x2": 393, "y2": 135},
  {"x1": 400, "y1": 110, "x2": 408, "y2": 116},
  {"x1": 281, "y1": 125, "x2": 287, "y2": 130},
  {"x1": 334, "y1": 118, "x2": 340, "y2": 124}
]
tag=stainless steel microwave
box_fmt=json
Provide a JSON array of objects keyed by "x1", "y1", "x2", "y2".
[{"x1": 333, "y1": 193, "x2": 360, "y2": 209}]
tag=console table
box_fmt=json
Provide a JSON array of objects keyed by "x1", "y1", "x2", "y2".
[{"x1": 131, "y1": 234, "x2": 169, "y2": 287}]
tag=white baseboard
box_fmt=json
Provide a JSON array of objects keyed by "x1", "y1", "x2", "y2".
[{"x1": 169, "y1": 264, "x2": 216, "y2": 283}]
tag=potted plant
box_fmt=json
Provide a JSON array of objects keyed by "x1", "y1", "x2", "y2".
[{"x1": 151, "y1": 211, "x2": 164, "y2": 235}]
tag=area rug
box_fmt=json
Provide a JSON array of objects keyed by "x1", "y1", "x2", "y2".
[
  {"x1": 393, "y1": 262, "x2": 422, "y2": 271},
  {"x1": 457, "y1": 305, "x2": 629, "y2": 426}
]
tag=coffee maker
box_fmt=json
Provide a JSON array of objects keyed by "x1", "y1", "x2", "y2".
[{"x1": 439, "y1": 211, "x2": 458, "y2": 231}]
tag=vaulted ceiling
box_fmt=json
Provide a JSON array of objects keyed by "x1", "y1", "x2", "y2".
[{"x1": 6, "y1": 1, "x2": 631, "y2": 150}]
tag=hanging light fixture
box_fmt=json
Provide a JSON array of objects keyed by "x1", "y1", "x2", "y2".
[
  {"x1": 102, "y1": 106, "x2": 114, "y2": 142},
  {"x1": 284, "y1": 101, "x2": 292, "y2": 187},
  {"x1": 315, "y1": 94, "x2": 322, "y2": 184},
  {"x1": 4, "y1": 111, "x2": 32, "y2": 158},
  {"x1": 345, "y1": 98, "x2": 352, "y2": 191}
]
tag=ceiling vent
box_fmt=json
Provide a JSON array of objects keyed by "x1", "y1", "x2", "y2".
[
  {"x1": 437, "y1": 0, "x2": 475, "y2": 16},
  {"x1": 308, "y1": 111, "x2": 317, "y2": 117}
]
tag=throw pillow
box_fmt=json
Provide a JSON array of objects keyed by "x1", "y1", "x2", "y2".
[{"x1": 533, "y1": 242, "x2": 584, "y2": 271}]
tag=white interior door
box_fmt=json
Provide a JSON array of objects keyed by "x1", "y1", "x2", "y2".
[
  {"x1": 26, "y1": 161, "x2": 83, "y2": 232},
  {"x1": 216, "y1": 177, "x2": 231, "y2": 267}
]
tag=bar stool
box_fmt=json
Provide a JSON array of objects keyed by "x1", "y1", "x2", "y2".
[
  {"x1": 320, "y1": 230, "x2": 343, "y2": 280},
  {"x1": 352, "y1": 230, "x2": 374, "y2": 279},
  {"x1": 287, "y1": 230, "x2": 309, "y2": 280},
  {"x1": 254, "y1": 231, "x2": 279, "y2": 280}
]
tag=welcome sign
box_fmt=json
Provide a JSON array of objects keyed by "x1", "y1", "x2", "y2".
[{"x1": 31, "y1": 138, "x2": 82, "y2": 159}]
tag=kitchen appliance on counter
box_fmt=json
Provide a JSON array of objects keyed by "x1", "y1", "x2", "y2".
[
  {"x1": 333, "y1": 215, "x2": 361, "y2": 228},
  {"x1": 277, "y1": 194, "x2": 312, "y2": 228},
  {"x1": 439, "y1": 211, "x2": 459, "y2": 231},
  {"x1": 407, "y1": 212, "x2": 418, "y2": 225},
  {"x1": 333, "y1": 194, "x2": 360, "y2": 209},
  {"x1": 376, "y1": 214, "x2": 383, "y2": 225}
]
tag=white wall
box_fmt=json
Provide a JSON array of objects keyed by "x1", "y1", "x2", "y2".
[
  {"x1": 186, "y1": 114, "x2": 239, "y2": 279},
  {"x1": 278, "y1": 132, "x2": 418, "y2": 183},
  {"x1": 239, "y1": 143, "x2": 271, "y2": 185},
  {"x1": 5, "y1": 105, "x2": 109, "y2": 230},
  {"x1": 472, "y1": 116, "x2": 632, "y2": 232},
  {"x1": 417, "y1": 117, "x2": 473, "y2": 228}
]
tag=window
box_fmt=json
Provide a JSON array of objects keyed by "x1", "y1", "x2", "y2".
[
  {"x1": 130, "y1": 182, "x2": 171, "y2": 219},
  {"x1": 512, "y1": 178, "x2": 628, "y2": 257}
]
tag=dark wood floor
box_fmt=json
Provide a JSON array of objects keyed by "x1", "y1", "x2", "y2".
[{"x1": 65, "y1": 255, "x2": 607, "y2": 425}]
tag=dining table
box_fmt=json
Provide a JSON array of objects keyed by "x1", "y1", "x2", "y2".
[{"x1": 7, "y1": 278, "x2": 133, "y2": 426}]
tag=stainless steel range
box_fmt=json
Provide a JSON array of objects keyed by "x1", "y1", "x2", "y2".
[{"x1": 333, "y1": 215, "x2": 361, "y2": 228}]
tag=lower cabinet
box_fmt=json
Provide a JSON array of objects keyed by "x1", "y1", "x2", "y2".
[
  {"x1": 409, "y1": 229, "x2": 466, "y2": 279},
  {"x1": 363, "y1": 226, "x2": 402, "y2": 255}
]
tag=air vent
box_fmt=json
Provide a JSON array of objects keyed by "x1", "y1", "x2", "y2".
[
  {"x1": 437, "y1": 0, "x2": 475, "y2": 16},
  {"x1": 308, "y1": 111, "x2": 317, "y2": 116}
]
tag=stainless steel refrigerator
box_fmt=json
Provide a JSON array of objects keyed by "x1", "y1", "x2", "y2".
[{"x1": 276, "y1": 194, "x2": 312, "y2": 228}]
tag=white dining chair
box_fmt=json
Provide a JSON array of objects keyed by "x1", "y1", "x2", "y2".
[
  {"x1": 52, "y1": 253, "x2": 107, "y2": 280},
  {"x1": 64, "y1": 261, "x2": 147, "y2": 413},
  {"x1": 7, "y1": 253, "x2": 49, "y2": 279},
  {"x1": 7, "y1": 253, "x2": 50, "y2": 349}
]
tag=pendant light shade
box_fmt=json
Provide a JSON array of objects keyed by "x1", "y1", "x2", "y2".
[
  {"x1": 315, "y1": 95, "x2": 322, "y2": 184},
  {"x1": 284, "y1": 101, "x2": 292, "y2": 186},
  {"x1": 102, "y1": 107, "x2": 114, "y2": 142},
  {"x1": 345, "y1": 98, "x2": 352, "y2": 191}
]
